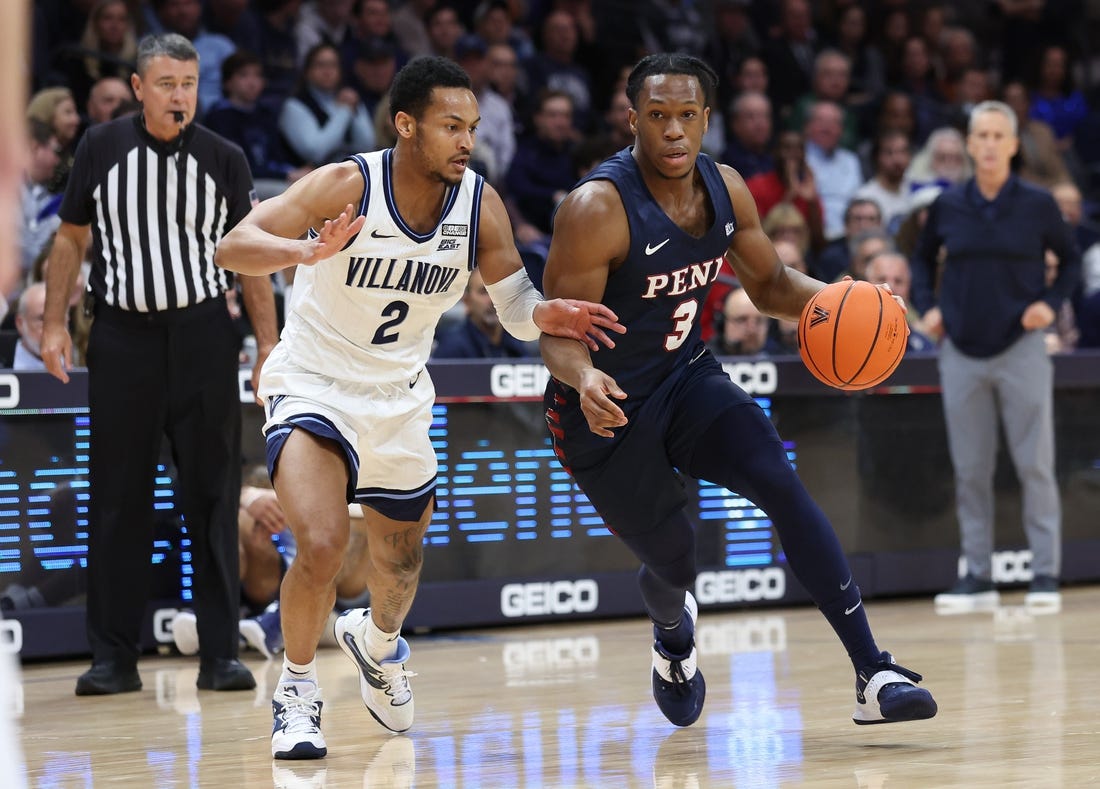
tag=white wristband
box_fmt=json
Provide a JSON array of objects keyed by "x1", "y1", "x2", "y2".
[{"x1": 483, "y1": 267, "x2": 544, "y2": 341}]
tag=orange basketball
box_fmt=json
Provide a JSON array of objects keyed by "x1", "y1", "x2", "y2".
[{"x1": 798, "y1": 280, "x2": 909, "y2": 391}]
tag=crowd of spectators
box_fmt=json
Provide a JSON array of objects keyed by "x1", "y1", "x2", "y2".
[{"x1": 10, "y1": 0, "x2": 1100, "y2": 366}]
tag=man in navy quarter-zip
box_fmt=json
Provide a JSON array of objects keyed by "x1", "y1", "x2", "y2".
[
  {"x1": 541, "y1": 53, "x2": 938, "y2": 730},
  {"x1": 914, "y1": 101, "x2": 1080, "y2": 613}
]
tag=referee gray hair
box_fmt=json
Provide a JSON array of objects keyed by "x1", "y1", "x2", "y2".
[
  {"x1": 136, "y1": 33, "x2": 199, "y2": 76},
  {"x1": 968, "y1": 100, "x2": 1017, "y2": 136}
]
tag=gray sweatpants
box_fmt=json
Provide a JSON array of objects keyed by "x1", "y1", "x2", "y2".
[{"x1": 937, "y1": 331, "x2": 1061, "y2": 579}]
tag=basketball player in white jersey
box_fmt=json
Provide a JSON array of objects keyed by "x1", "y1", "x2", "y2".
[{"x1": 215, "y1": 55, "x2": 624, "y2": 759}]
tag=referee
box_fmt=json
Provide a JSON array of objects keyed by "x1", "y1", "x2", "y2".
[{"x1": 41, "y1": 33, "x2": 278, "y2": 696}]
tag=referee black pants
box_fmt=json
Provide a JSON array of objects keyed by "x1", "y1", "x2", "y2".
[{"x1": 86, "y1": 297, "x2": 242, "y2": 666}]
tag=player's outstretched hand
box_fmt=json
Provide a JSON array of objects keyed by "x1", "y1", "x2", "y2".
[
  {"x1": 577, "y1": 367, "x2": 628, "y2": 437},
  {"x1": 534, "y1": 299, "x2": 626, "y2": 351},
  {"x1": 303, "y1": 203, "x2": 366, "y2": 265},
  {"x1": 871, "y1": 279, "x2": 908, "y2": 315}
]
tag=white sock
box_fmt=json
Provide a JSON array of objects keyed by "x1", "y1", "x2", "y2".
[
  {"x1": 281, "y1": 657, "x2": 317, "y2": 684},
  {"x1": 364, "y1": 612, "x2": 400, "y2": 662}
]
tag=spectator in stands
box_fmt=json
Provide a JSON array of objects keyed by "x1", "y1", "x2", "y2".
[
  {"x1": 353, "y1": 0, "x2": 408, "y2": 66},
  {"x1": 636, "y1": 0, "x2": 707, "y2": 61},
  {"x1": 424, "y1": 4, "x2": 463, "y2": 61},
  {"x1": 803, "y1": 100, "x2": 863, "y2": 241},
  {"x1": 761, "y1": 0, "x2": 817, "y2": 115},
  {"x1": 279, "y1": 41, "x2": 375, "y2": 166},
  {"x1": 904, "y1": 127, "x2": 971, "y2": 195},
  {"x1": 894, "y1": 184, "x2": 942, "y2": 259},
  {"x1": 855, "y1": 129, "x2": 913, "y2": 232},
  {"x1": 1077, "y1": 242, "x2": 1100, "y2": 348},
  {"x1": 770, "y1": 238, "x2": 806, "y2": 353},
  {"x1": 12, "y1": 284, "x2": 50, "y2": 372},
  {"x1": 204, "y1": 0, "x2": 265, "y2": 52},
  {"x1": 84, "y1": 76, "x2": 134, "y2": 127},
  {"x1": 505, "y1": 89, "x2": 576, "y2": 249},
  {"x1": 936, "y1": 27, "x2": 980, "y2": 107},
  {"x1": 761, "y1": 202, "x2": 813, "y2": 262},
  {"x1": 600, "y1": 88, "x2": 634, "y2": 152},
  {"x1": 1050, "y1": 180, "x2": 1099, "y2": 254},
  {"x1": 26, "y1": 87, "x2": 81, "y2": 195},
  {"x1": 390, "y1": 0, "x2": 435, "y2": 59},
  {"x1": 204, "y1": 50, "x2": 312, "y2": 200},
  {"x1": 841, "y1": 228, "x2": 892, "y2": 282},
  {"x1": 58, "y1": 0, "x2": 138, "y2": 111},
  {"x1": 295, "y1": 0, "x2": 358, "y2": 68},
  {"x1": 894, "y1": 35, "x2": 950, "y2": 144},
  {"x1": 722, "y1": 91, "x2": 773, "y2": 180},
  {"x1": 1001, "y1": 79, "x2": 1072, "y2": 190},
  {"x1": 829, "y1": 3, "x2": 885, "y2": 110},
  {"x1": 524, "y1": 10, "x2": 592, "y2": 134},
  {"x1": 473, "y1": 0, "x2": 534, "y2": 61},
  {"x1": 21, "y1": 119, "x2": 64, "y2": 278},
  {"x1": 745, "y1": 130, "x2": 825, "y2": 255},
  {"x1": 1027, "y1": 43, "x2": 1088, "y2": 155},
  {"x1": 349, "y1": 37, "x2": 399, "y2": 124},
  {"x1": 255, "y1": 0, "x2": 303, "y2": 105},
  {"x1": 815, "y1": 197, "x2": 883, "y2": 283},
  {"x1": 149, "y1": 0, "x2": 238, "y2": 116},
  {"x1": 454, "y1": 35, "x2": 513, "y2": 185},
  {"x1": 864, "y1": 250, "x2": 936, "y2": 352},
  {"x1": 486, "y1": 42, "x2": 526, "y2": 132},
  {"x1": 735, "y1": 54, "x2": 769, "y2": 99},
  {"x1": 708, "y1": 286, "x2": 778, "y2": 358},
  {"x1": 787, "y1": 50, "x2": 859, "y2": 151},
  {"x1": 433, "y1": 268, "x2": 538, "y2": 358},
  {"x1": 705, "y1": 0, "x2": 761, "y2": 114}
]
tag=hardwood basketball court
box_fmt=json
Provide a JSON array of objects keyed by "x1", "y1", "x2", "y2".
[{"x1": 15, "y1": 586, "x2": 1099, "y2": 787}]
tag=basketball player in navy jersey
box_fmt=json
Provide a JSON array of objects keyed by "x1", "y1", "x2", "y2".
[
  {"x1": 541, "y1": 54, "x2": 938, "y2": 728},
  {"x1": 215, "y1": 56, "x2": 624, "y2": 759}
]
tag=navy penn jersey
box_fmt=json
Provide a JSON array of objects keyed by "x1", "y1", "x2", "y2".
[{"x1": 570, "y1": 147, "x2": 735, "y2": 401}]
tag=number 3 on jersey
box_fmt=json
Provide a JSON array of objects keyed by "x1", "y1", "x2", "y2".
[
  {"x1": 665, "y1": 299, "x2": 698, "y2": 351},
  {"x1": 372, "y1": 300, "x2": 409, "y2": 344}
]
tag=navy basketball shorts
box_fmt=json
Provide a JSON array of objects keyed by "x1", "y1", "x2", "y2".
[{"x1": 545, "y1": 352, "x2": 766, "y2": 536}]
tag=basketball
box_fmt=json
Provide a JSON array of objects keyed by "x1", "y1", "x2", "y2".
[{"x1": 798, "y1": 280, "x2": 909, "y2": 391}]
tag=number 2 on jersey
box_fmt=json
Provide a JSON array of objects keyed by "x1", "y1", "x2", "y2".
[
  {"x1": 665, "y1": 299, "x2": 698, "y2": 351},
  {"x1": 372, "y1": 300, "x2": 410, "y2": 344}
]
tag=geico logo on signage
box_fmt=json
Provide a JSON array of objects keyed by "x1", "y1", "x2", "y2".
[
  {"x1": 695, "y1": 616, "x2": 787, "y2": 655},
  {"x1": 720, "y1": 361, "x2": 778, "y2": 395},
  {"x1": 960, "y1": 550, "x2": 1033, "y2": 584},
  {"x1": 0, "y1": 374, "x2": 19, "y2": 409},
  {"x1": 490, "y1": 364, "x2": 551, "y2": 397},
  {"x1": 500, "y1": 579, "x2": 599, "y2": 617},
  {"x1": 0, "y1": 619, "x2": 23, "y2": 655},
  {"x1": 695, "y1": 567, "x2": 786, "y2": 604}
]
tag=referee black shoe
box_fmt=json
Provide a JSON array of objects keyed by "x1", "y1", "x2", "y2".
[
  {"x1": 75, "y1": 661, "x2": 142, "y2": 696},
  {"x1": 197, "y1": 658, "x2": 256, "y2": 691}
]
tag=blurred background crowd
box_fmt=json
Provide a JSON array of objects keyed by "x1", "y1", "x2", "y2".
[{"x1": 8, "y1": 0, "x2": 1100, "y2": 366}]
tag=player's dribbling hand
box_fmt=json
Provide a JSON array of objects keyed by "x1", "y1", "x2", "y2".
[
  {"x1": 534, "y1": 299, "x2": 626, "y2": 351},
  {"x1": 303, "y1": 203, "x2": 366, "y2": 265},
  {"x1": 871, "y1": 280, "x2": 909, "y2": 317},
  {"x1": 578, "y1": 368, "x2": 628, "y2": 437}
]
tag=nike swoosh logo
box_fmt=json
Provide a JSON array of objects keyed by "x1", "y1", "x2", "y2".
[
  {"x1": 645, "y1": 239, "x2": 670, "y2": 255},
  {"x1": 371, "y1": 229, "x2": 396, "y2": 238},
  {"x1": 844, "y1": 599, "x2": 863, "y2": 615},
  {"x1": 840, "y1": 575, "x2": 852, "y2": 591},
  {"x1": 409, "y1": 370, "x2": 422, "y2": 389}
]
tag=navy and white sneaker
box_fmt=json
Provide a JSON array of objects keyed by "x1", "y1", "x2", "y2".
[
  {"x1": 651, "y1": 592, "x2": 706, "y2": 727},
  {"x1": 271, "y1": 679, "x2": 327, "y2": 759},
  {"x1": 241, "y1": 601, "x2": 284, "y2": 660},
  {"x1": 853, "y1": 652, "x2": 938, "y2": 725},
  {"x1": 334, "y1": 608, "x2": 416, "y2": 733}
]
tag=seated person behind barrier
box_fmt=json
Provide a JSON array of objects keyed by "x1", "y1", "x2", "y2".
[
  {"x1": 864, "y1": 251, "x2": 936, "y2": 352},
  {"x1": 13, "y1": 283, "x2": 50, "y2": 371},
  {"x1": 433, "y1": 268, "x2": 539, "y2": 358}
]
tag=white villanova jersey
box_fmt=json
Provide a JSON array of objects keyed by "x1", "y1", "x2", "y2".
[{"x1": 281, "y1": 149, "x2": 484, "y2": 383}]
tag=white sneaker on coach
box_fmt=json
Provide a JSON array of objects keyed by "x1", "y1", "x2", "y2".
[
  {"x1": 271, "y1": 679, "x2": 327, "y2": 760},
  {"x1": 334, "y1": 608, "x2": 416, "y2": 733}
]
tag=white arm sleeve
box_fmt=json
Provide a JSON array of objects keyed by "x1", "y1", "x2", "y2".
[{"x1": 483, "y1": 267, "x2": 545, "y2": 341}]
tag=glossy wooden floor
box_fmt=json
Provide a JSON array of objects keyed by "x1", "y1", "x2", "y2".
[{"x1": 15, "y1": 586, "x2": 1100, "y2": 788}]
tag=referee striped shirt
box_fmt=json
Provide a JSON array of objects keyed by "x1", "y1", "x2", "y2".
[{"x1": 58, "y1": 115, "x2": 255, "y2": 313}]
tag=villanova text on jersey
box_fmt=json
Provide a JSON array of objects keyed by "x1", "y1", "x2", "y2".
[{"x1": 344, "y1": 256, "x2": 462, "y2": 295}]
